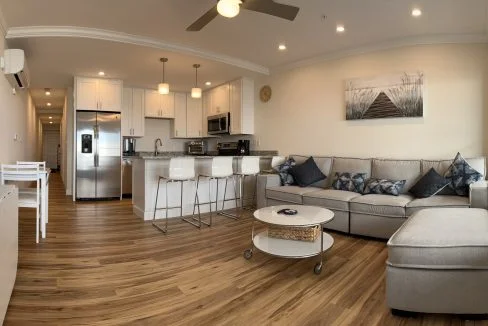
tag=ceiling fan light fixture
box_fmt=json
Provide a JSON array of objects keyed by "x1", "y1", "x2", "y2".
[
  {"x1": 158, "y1": 58, "x2": 170, "y2": 94},
  {"x1": 217, "y1": 0, "x2": 242, "y2": 18}
]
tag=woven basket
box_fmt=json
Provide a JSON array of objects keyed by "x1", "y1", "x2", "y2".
[{"x1": 268, "y1": 225, "x2": 320, "y2": 242}]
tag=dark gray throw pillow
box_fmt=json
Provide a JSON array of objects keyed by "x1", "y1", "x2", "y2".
[
  {"x1": 289, "y1": 157, "x2": 326, "y2": 187},
  {"x1": 409, "y1": 168, "x2": 450, "y2": 198},
  {"x1": 332, "y1": 172, "x2": 367, "y2": 193},
  {"x1": 363, "y1": 178, "x2": 406, "y2": 196},
  {"x1": 443, "y1": 152, "x2": 483, "y2": 197},
  {"x1": 273, "y1": 158, "x2": 296, "y2": 186}
]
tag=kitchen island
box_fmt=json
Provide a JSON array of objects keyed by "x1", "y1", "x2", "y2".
[{"x1": 132, "y1": 154, "x2": 275, "y2": 220}]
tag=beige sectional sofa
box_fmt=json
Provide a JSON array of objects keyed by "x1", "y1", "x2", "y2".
[{"x1": 257, "y1": 155, "x2": 488, "y2": 239}]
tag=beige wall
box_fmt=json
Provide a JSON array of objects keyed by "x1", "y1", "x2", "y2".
[
  {"x1": 254, "y1": 44, "x2": 488, "y2": 160},
  {"x1": 0, "y1": 33, "x2": 35, "y2": 164},
  {"x1": 135, "y1": 119, "x2": 189, "y2": 152}
]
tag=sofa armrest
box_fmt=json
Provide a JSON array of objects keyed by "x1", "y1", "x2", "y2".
[
  {"x1": 470, "y1": 181, "x2": 488, "y2": 209},
  {"x1": 257, "y1": 174, "x2": 281, "y2": 208}
]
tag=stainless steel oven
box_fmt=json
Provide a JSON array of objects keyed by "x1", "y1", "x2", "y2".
[{"x1": 207, "y1": 113, "x2": 230, "y2": 135}]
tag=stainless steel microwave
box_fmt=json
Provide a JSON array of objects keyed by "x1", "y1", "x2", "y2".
[{"x1": 207, "y1": 113, "x2": 230, "y2": 135}]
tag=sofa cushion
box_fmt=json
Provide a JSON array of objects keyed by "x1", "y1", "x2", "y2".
[
  {"x1": 350, "y1": 194, "x2": 414, "y2": 218},
  {"x1": 331, "y1": 172, "x2": 367, "y2": 193},
  {"x1": 289, "y1": 156, "x2": 326, "y2": 187},
  {"x1": 303, "y1": 189, "x2": 362, "y2": 211},
  {"x1": 290, "y1": 155, "x2": 333, "y2": 188},
  {"x1": 327, "y1": 157, "x2": 372, "y2": 187},
  {"x1": 443, "y1": 152, "x2": 483, "y2": 197},
  {"x1": 422, "y1": 157, "x2": 486, "y2": 177},
  {"x1": 409, "y1": 168, "x2": 450, "y2": 198},
  {"x1": 273, "y1": 158, "x2": 296, "y2": 186},
  {"x1": 372, "y1": 159, "x2": 421, "y2": 194},
  {"x1": 406, "y1": 195, "x2": 470, "y2": 216},
  {"x1": 387, "y1": 208, "x2": 488, "y2": 269},
  {"x1": 266, "y1": 186, "x2": 321, "y2": 204},
  {"x1": 363, "y1": 178, "x2": 406, "y2": 196}
]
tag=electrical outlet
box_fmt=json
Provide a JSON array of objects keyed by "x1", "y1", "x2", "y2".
[{"x1": 256, "y1": 139, "x2": 261, "y2": 148}]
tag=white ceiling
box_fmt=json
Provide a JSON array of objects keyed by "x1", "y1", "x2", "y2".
[{"x1": 1, "y1": 0, "x2": 487, "y2": 90}]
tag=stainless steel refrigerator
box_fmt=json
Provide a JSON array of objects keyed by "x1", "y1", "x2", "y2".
[{"x1": 76, "y1": 111, "x2": 121, "y2": 199}]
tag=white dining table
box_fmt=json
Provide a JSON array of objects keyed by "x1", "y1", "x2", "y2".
[{"x1": 0, "y1": 169, "x2": 50, "y2": 239}]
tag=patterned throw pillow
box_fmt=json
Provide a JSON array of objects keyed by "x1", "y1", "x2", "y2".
[
  {"x1": 363, "y1": 178, "x2": 406, "y2": 196},
  {"x1": 443, "y1": 152, "x2": 483, "y2": 196},
  {"x1": 273, "y1": 158, "x2": 296, "y2": 186},
  {"x1": 332, "y1": 172, "x2": 367, "y2": 193}
]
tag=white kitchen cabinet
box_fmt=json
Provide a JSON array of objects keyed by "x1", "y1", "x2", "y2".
[
  {"x1": 202, "y1": 92, "x2": 211, "y2": 137},
  {"x1": 229, "y1": 77, "x2": 254, "y2": 135},
  {"x1": 144, "y1": 90, "x2": 175, "y2": 119},
  {"x1": 187, "y1": 95, "x2": 203, "y2": 138},
  {"x1": 98, "y1": 79, "x2": 123, "y2": 112},
  {"x1": 171, "y1": 93, "x2": 187, "y2": 138},
  {"x1": 161, "y1": 93, "x2": 175, "y2": 118},
  {"x1": 75, "y1": 77, "x2": 122, "y2": 112},
  {"x1": 144, "y1": 90, "x2": 160, "y2": 118},
  {"x1": 75, "y1": 77, "x2": 99, "y2": 110},
  {"x1": 122, "y1": 88, "x2": 145, "y2": 137},
  {"x1": 211, "y1": 83, "x2": 230, "y2": 115}
]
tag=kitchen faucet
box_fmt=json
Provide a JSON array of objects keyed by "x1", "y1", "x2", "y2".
[{"x1": 154, "y1": 138, "x2": 162, "y2": 156}]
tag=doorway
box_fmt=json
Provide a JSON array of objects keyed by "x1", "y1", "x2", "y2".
[{"x1": 42, "y1": 127, "x2": 60, "y2": 170}]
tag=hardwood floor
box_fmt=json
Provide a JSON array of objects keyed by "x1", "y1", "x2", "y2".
[{"x1": 4, "y1": 173, "x2": 488, "y2": 325}]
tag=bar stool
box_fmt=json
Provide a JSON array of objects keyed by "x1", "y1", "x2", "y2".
[
  {"x1": 261, "y1": 156, "x2": 286, "y2": 174},
  {"x1": 235, "y1": 156, "x2": 261, "y2": 212},
  {"x1": 152, "y1": 157, "x2": 199, "y2": 233},
  {"x1": 192, "y1": 157, "x2": 238, "y2": 226}
]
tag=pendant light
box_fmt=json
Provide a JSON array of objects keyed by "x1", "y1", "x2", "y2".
[
  {"x1": 217, "y1": 0, "x2": 242, "y2": 18},
  {"x1": 158, "y1": 57, "x2": 169, "y2": 95},
  {"x1": 191, "y1": 64, "x2": 202, "y2": 99}
]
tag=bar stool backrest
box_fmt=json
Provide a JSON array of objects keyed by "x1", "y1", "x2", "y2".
[
  {"x1": 271, "y1": 156, "x2": 286, "y2": 169},
  {"x1": 211, "y1": 157, "x2": 234, "y2": 178},
  {"x1": 237, "y1": 156, "x2": 260, "y2": 175},
  {"x1": 168, "y1": 157, "x2": 195, "y2": 180}
]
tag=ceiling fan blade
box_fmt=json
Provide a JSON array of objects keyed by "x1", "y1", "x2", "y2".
[
  {"x1": 186, "y1": 5, "x2": 219, "y2": 31},
  {"x1": 241, "y1": 0, "x2": 300, "y2": 21}
]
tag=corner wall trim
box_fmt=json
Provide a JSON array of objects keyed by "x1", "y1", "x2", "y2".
[{"x1": 6, "y1": 26, "x2": 270, "y2": 75}]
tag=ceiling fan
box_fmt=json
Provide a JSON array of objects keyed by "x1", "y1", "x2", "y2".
[{"x1": 186, "y1": 0, "x2": 300, "y2": 32}]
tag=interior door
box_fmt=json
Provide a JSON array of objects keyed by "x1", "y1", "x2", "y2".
[
  {"x1": 42, "y1": 130, "x2": 60, "y2": 169},
  {"x1": 96, "y1": 112, "x2": 121, "y2": 198},
  {"x1": 76, "y1": 111, "x2": 97, "y2": 199}
]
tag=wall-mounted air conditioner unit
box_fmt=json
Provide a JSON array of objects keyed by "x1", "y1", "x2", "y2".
[{"x1": 1, "y1": 49, "x2": 30, "y2": 89}]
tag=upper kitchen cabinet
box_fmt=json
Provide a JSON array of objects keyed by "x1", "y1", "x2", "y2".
[
  {"x1": 122, "y1": 88, "x2": 145, "y2": 137},
  {"x1": 208, "y1": 83, "x2": 230, "y2": 116},
  {"x1": 229, "y1": 78, "x2": 254, "y2": 135},
  {"x1": 171, "y1": 92, "x2": 187, "y2": 138},
  {"x1": 75, "y1": 77, "x2": 122, "y2": 112},
  {"x1": 144, "y1": 90, "x2": 175, "y2": 119},
  {"x1": 186, "y1": 95, "x2": 203, "y2": 138}
]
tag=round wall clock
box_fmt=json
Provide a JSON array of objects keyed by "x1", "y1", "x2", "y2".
[{"x1": 259, "y1": 85, "x2": 272, "y2": 103}]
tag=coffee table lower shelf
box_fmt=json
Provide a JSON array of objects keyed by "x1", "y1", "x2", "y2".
[{"x1": 244, "y1": 230, "x2": 334, "y2": 274}]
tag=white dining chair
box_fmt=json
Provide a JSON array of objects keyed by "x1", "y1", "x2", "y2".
[
  {"x1": 1, "y1": 164, "x2": 42, "y2": 243},
  {"x1": 16, "y1": 161, "x2": 49, "y2": 227}
]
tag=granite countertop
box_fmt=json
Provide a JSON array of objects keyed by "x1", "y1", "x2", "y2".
[{"x1": 134, "y1": 151, "x2": 278, "y2": 160}]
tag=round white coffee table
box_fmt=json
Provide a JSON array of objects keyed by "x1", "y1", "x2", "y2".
[{"x1": 244, "y1": 205, "x2": 334, "y2": 274}]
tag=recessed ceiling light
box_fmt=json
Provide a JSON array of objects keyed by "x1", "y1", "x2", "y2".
[
  {"x1": 205, "y1": 82, "x2": 212, "y2": 86},
  {"x1": 336, "y1": 25, "x2": 345, "y2": 33},
  {"x1": 278, "y1": 44, "x2": 287, "y2": 51},
  {"x1": 98, "y1": 71, "x2": 105, "y2": 76},
  {"x1": 47, "y1": 102, "x2": 52, "y2": 107},
  {"x1": 412, "y1": 8, "x2": 422, "y2": 17},
  {"x1": 49, "y1": 121, "x2": 53, "y2": 124},
  {"x1": 49, "y1": 116, "x2": 52, "y2": 119},
  {"x1": 45, "y1": 88, "x2": 51, "y2": 96}
]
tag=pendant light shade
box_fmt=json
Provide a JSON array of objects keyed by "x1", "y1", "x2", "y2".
[
  {"x1": 191, "y1": 64, "x2": 202, "y2": 99},
  {"x1": 158, "y1": 57, "x2": 170, "y2": 95},
  {"x1": 217, "y1": 0, "x2": 242, "y2": 18}
]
